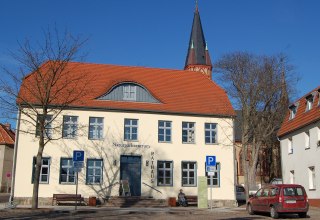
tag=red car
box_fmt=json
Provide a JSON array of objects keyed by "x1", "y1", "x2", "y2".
[{"x1": 247, "y1": 184, "x2": 309, "y2": 219}]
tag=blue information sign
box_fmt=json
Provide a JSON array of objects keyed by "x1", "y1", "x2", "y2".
[
  {"x1": 206, "y1": 156, "x2": 216, "y2": 166},
  {"x1": 73, "y1": 150, "x2": 84, "y2": 162}
]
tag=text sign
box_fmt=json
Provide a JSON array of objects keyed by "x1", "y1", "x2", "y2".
[
  {"x1": 206, "y1": 166, "x2": 216, "y2": 172},
  {"x1": 206, "y1": 156, "x2": 216, "y2": 166},
  {"x1": 73, "y1": 150, "x2": 84, "y2": 162},
  {"x1": 73, "y1": 161, "x2": 84, "y2": 168}
]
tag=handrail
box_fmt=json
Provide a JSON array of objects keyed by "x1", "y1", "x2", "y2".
[
  {"x1": 97, "y1": 182, "x2": 119, "y2": 194},
  {"x1": 142, "y1": 182, "x2": 162, "y2": 194}
]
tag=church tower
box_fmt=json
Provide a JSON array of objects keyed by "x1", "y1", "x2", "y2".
[{"x1": 184, "y1": 2, "x2": 212, "y2": 79}]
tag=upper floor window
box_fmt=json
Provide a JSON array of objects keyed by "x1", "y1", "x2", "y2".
[
  {"x1": 32, "y1": 157, "x2": 50, "y2": 184},
  {"x1": 124, "y1": 119, "x2": 138, "y2": 141},
  {"x1": 305, "y1": 131, "x2": 310, "y2": 149},
  {"x1": 123, "y1": 84, "x2": 137, "y2": 101},
  {"x1": 158, "y1": 121, "x2": 172, "y2": 142},
  {"x1": 89, "y1": 117, "x2": 103, "y2": 140},
  {"x1": 288, "y1": 137, "x2": 293, "y2": 154},
  {"x1": 205, "y1": 123, "x2": 217, "y2": 144},
  {"x1": 62, "y1": 116, "x2": 78, "y2": 138},
  {"x1": 305, "y1": 95, "x2": 314, "y2": 111},
  {"x1": 182, "y1": 122, "x2": 195, "y2": 144},
  {"x1": 36, "y1": 114, "x2": 53, "y2": 138},
  {"x1": 289, "y1": 105, "x2": 297, "y2": 120},
  {"x1": 182, "y1": 161, "x2": 197, "y2": 186}
]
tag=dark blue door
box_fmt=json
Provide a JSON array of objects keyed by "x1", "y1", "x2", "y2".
[{"x1": 120, "y1": 155, "x2": 141, "y2": 196}]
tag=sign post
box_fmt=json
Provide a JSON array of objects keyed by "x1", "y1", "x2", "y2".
[
  {"x1": 206, "y1": 156, "x2": 216, "y2": 210},
  {"x1": 73, "y1": 150, "x2": 84, "y2": 211},
  {"x1": 6, "y1": 172, "x2": 11, "y2": 193}
]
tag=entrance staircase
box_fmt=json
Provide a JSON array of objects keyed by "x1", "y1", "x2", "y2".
[{"x1": 103, "y1": 196, "x2": 168, "y2": 208}]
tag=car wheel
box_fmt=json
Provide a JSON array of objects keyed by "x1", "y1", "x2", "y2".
[
  {"x1": 298, "y1": 212, "x2": 307, "y2": 218},
  {"x1": 247, "y1": 204, "x2": 254, "y2": 215},
  {"x1": 270, "y1": 206, "x2": 279, "y2": 219}
]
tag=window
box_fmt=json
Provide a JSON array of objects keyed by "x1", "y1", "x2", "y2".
[
  {"x1": 288, "y1": 137, "x2": 293, "y2": 154},
  {"x1": 206, "y1": 163, "x2": 220, "y2": 187},
  {"x1": 158, "y1": 121, "x2": 171, "y2": 142},
  {"x1": 123, "y1": 84, "x2": 136, "y2": 101},
  {"x1": 157, "y1": 161, "x2": 173, "y2": 186},
  {"x1": 86, "y1": 159, "x2": 103, "y2": 184},
  {"x1": 205, "y1": 123, "x2": 217, "y2": 144},
  {"x1": 89, "y1": 117, "x2": 103, "y2": 139},
  {"x1": 270, "y1": 188, "x2": 279, "y2": 196},
  {"x1": 284, "y1": 187, "x2": 304, "y2": 196},
  {"x1": 62, "y1": 116, "x2": 78, "y2": 138},
  {"x1": 182, "y1": 161, "x2": 197, "y2": 186},
  {"x1": 182, "y1": 122, "x2": 195, "y2": 143},
  {"x1": 308, "y1": 166, "x2": 316, "y2": 190},
  {"x1": 60, "y1": 158, "x2": 75, "y2": 184},
  {"x1": 289, "y1": 105, "x2": 297, "y2": 120},
  {"x1": 124, "y1": 119, "x2": 138, "y2": 141},
  {"x1": 290, "y1": 170, "x2": 295, "y2": 184},
  {"x1": 305, "y1": 131, "x2": 310, "y2": 149},
  {"x1": 306, "y1": 95, "x2": 314, "y2": 111},
  {"x1": 36, "y1": 114, "x2": 53, "y2": 138},
  {"x1": 32, "y1": 157, "x2": 50, "y2": 184}
]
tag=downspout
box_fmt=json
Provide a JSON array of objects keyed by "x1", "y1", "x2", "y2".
[
  {"x1": 9, "y1": 108, "x2": 21, "y2": 203},
  {"x1": 232, "y1": 117, "x2": 238, "y2": 206}
]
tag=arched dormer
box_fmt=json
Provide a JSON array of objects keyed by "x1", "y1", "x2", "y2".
[{"x1": 98, "y1": 82, "x2": 161, "y2": 103}]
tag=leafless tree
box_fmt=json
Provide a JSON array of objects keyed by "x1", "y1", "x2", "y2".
[
  {"x1": 214, "y1": 52, "x2": 297, "y2": 201},
  {"x1": 0, "y1": 27, "x2": 89, "y2": 209}
]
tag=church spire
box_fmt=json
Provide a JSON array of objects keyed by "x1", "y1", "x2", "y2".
[{"x1": 184, "y1": 2, "x2": 212, "y2": 79}]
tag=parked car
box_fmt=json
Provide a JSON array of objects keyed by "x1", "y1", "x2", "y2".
[
  {"x1": 247, "y1": 184, "x2": 309, "y2": 219},
  {"x1": 236, "y1": 185, "x2": 246, "y2": 201}
]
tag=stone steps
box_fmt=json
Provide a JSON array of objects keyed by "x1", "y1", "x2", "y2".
[{"x1": 103, "y1": 196, "x2": 168, "y2": 208}]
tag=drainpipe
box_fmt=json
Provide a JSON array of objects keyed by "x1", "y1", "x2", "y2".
[
  {"x1": 232, "y1": 117, "x2": 238, "y2": 206},
  {"x1": 9, "y1": 109, "x2": 21, "y2": 203}
]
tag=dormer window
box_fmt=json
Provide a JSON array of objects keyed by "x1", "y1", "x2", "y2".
[
  {"x1": 289, "y1": 105, "x2": 297, "y2": 120},
  {"x1": 318, "y1": 90, "x2": 320, "y2": 106},
  {"x1": 305, "y1": 95, "x2": 314, "y2": 111},
  {"x1": 123, "y1": 84, "x2": 136, "y2": 101}
]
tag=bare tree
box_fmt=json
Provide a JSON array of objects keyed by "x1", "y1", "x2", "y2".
[
  {"x1": 0, "y1": 27, "x2": 89, "y2": 209},
  {"x1": 214, "y1": 52, "x2": 296, "y2": 201}
]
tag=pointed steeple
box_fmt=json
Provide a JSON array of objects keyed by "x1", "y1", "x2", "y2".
[{"x1": 184, "y1": 2, "x2": 212, "y2": 79}]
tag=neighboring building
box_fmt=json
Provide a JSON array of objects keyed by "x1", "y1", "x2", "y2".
[
  {"x1": 0, "y1": 123, "x2": 15, "y2": 192},
  {"x1": 278, "y1": 86, "x2": 320, "y2": 207},
  {"x1": 13, "y1": 5, "x2": 237, "y2": 206}
]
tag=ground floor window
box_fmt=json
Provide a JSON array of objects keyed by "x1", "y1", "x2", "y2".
[
  {"x1": 308, "y1": 166, "x2": 316, "y2": 190},
  {"x1": 206, "y1": 163, "x2": 220, "y2": 187},
  {"x1": 182, "y1": 161, "x2": 197, "y2": 186},
  {"x1": 32, "y1": 157, "x2": 51, "y2": 184},
  {"x1": 86, "y1": 159, "x2": 103, "y2": 184},
  {"x1": 157, "y1": 160, "x2": 173, "y2": 186},
  {"x1": 60, "y1": 158, "x2": 75, "y2": 184}
]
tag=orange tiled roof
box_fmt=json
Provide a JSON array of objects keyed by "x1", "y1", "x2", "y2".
[
  {"x1": 0, "y1": 124, "x2": 15, "y2": 145},
  {"x1": 18, "y1": 62, "x2": 235, "y2": 117},
  {"x1": 278, "y1": 86, "x2": 320, "y2": 137}
]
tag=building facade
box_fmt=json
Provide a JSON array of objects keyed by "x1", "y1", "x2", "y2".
[{"x1": 278, "y1": 86, "x2": 320, "y2": 207}]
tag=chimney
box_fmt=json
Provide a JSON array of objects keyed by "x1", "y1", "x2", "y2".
[{"x1": 4, "y1": 123, "x2": 11, "y2": 130}]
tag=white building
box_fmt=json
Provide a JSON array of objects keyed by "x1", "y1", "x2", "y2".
[{"x1": 278, "y1": 86, "x2": 320, "y2": 207}]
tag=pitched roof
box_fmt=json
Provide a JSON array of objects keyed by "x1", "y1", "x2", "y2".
[
  {"x1": 18, "y1": 62, "x2": 235, "y2": 117},
  {"x1": 184, "y1": 5, "x2": 212, "y2": 68},
  {"x1": 277, "y1": 86, "x2": 320, "y2": 137},
  {"x1": 0, "y1": 123, "x2": 15, "y2": 145}
]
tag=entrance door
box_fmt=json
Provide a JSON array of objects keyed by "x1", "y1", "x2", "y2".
[{"x1": 120, "y1": 155, "x2": 141, "y2": 196}]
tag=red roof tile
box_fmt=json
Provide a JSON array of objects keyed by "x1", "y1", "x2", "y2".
[
  {"x1": 0, "y1": 124, "x2": 15, "y2": 145},
  {"x1": 18, "y1": 62, "x2": 235, "y2": 117},
  {"x1": 278, "y1": 86, "x2": 320, "y2": 137}
]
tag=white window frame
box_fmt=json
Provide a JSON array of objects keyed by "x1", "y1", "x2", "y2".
[
  {"x1": 289, "y1": 170, "x2": 295, "y2": 184},
  {"x1": 182, "y1": 161, "x2": 197, "y2": 186},
  {"x1": 289, "y1": 105, "x2": 297, "y2": 120},
  {"x1": 158, "y1": 120, "x2": 172, "y2": 143},
  {"x1": 124, "y1": 119, "x2": 138, "y2": 141},
  {"x1": 32, "y1": 157, "x2": 51, "y2": 184},
  {"x1": 306, "y1": 95, "x2": 314, "y2": 111},
  {"x1": 182, "y1": 122, "x2": 195, "y2": 144},
  {"x1": 205, "y1": 123, "x2": 217, "y2": 144},
  {"x1": 89, "y1": 117, "x2": 104, "y2": 140},
  {"x1": 86, "y1": 159, "x2": 103, "y2": 184},
  {"x1": 62, "y1": 115, "x2": 78, "y2": 139},
  {"x1": 60, "y1": 158, "x2": 75, "y2": 184},
  {"x1": 308, "y1": 166, "x2": 316, "y2": 190},
  {"x1": 288, "y1": 137, "x2": 293, "y2": 154},
  {"x1": 123, "y1": 84, "x2": 137, "y2": 101},
  {"x1": 305, "y1": 131, "x2": 310, "y2": 149},
  {"x1": 157, "y1": 160, "x2": 173, "y2": 186},
  {"x1": 206, "y1": 163, "x2": 220, "y2": 187}
]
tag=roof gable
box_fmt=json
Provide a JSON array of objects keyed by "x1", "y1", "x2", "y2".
[{"x1": 0, "y1": 124, "x2": 15, "y2": 145}]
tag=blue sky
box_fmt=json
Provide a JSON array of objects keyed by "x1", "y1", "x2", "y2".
[{"x1": 0, "y1": 0, "x2": 319, "y2": 107}]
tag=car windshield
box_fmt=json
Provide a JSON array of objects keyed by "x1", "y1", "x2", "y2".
[{"x1": 283, "y1": 187, "x2": 304, "y2": 196}]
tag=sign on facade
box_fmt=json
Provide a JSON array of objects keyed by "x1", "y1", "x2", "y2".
[
  {"x1": 206, "y1": 156, "x2": 216, "y2": 176},
  {"x1": 73, "y1": 150, "x2": 84, "y2": 172}
]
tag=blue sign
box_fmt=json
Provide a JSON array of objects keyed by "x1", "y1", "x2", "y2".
[
  {"x1": 206, "y1": 156, "x2": 216, "y2": 166},
  {"x1": 73, "y1": 150, "x2": 84, "y2": 162}
]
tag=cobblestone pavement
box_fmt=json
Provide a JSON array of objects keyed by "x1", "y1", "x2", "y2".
[{"x1": 0, "y1": 206, "x2": 320, "y2": 219}]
